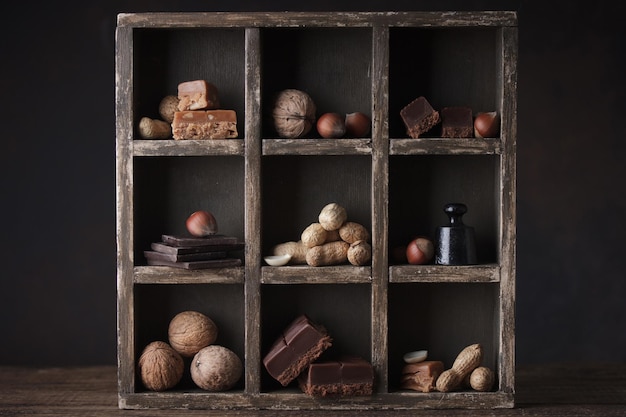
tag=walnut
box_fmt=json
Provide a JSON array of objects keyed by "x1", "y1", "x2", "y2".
[
  {"x1": 138, "y1": 341, "x2": 184, "y2": 391},
  {"x1": 191, "y1": 345, "x2": 243, "y2": 391},
  {"x1": 271, "y1": 89, "x2": 316, "y2": 138},
  {"x1": 168, "y1": 311, "x2": 218, "y2": 357}
]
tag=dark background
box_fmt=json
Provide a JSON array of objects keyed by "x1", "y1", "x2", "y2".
[{"x1": 1, "y1": 0, "x2": 624, "y2": 367}]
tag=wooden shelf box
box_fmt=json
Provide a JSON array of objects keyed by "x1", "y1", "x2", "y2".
[{"x1": 116, "y1": 11, "x2": 517, "y2": 410}]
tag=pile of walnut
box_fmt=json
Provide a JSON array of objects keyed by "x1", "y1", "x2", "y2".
[
  {"x1": 270, "y1": 203, "x2": 371, "y2": 267},
  {"x1": 138, "y1": 310, "x2": 243, "y2": 392}
]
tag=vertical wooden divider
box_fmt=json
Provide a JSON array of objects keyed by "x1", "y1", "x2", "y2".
[
  {"x1": 371, "y1": 25, "x2": 390, "y2": 394},
  {"x1": 244, "y1": 27, "x2": 262, "y2": 395}
]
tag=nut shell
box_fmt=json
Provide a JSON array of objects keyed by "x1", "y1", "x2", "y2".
[
  {"x1": 191, "y1": 345, "x2": 243, "y2": 391},
  {"x1": 272, "y1": 89, "x2": 316, "y2": 138},
  {"x1": 469, "y1": 366, "x2": 495, "y2": 391},
  {"x1": 168, "y1": 311, "x2": 218, "y2": 357},
  {"x1": 138, "y1": 341, "x2": 184, "y2": 391},
  {"x1": 318, "y1": 202, "x2": 348, "y2": 231}
]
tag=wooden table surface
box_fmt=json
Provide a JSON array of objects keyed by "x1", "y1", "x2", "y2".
[{"x1": 1, "y1": 363, "x2": 624, "y2": 416}]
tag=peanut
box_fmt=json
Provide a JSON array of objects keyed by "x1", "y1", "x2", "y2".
[
  {"x1": 306, "y1": 241, "x2": 349, "y2": 266},
  {"x1": 159, "y1": 95, "x2": 180, "y2": 123},
  {"x1": 347, "y1": 240, "x2": 371, "y2": 266},
  {"x1": 138, "y1": 117, "x2": 171, "y2": 139},
  {"x1": 318, "y1": 203, "x2": 347, "y2": 231},
  {"x1": 339, "y1": 221, "x2": 370, "y2": 244},
  {"x1": 271, "y1": 241, "x2": 308, "y2": 264},
  {"x1": 435, "y1": 343, "x2": 483, "y2": 392},
  {"x1": 301, "y1": 223, "x2": 329, "y2": 248},
  {"x1": 469, "y1": 366, "x2": 494, "y2": 392}
]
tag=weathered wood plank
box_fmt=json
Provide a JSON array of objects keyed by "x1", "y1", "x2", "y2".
[
  {"x1": 389, "y1": 264, "x2": 500, "y2": 283},
  {"x1": 390, "y1": 138, "x2": 501, "y2": 155},
  {"x1": 263, "y1": 139, "x2": 372, "y2": 155},
  {"x1": 261, "y1": 265, "x2": 371, "y2": 284},
  {"x1": 133, "y1": 139, "x2": 244, "y2": 156},
  {"x1": 133, "y1": 266, "x2": 245, "y2": 284}
]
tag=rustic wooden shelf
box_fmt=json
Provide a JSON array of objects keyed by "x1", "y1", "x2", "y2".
[{"x1": 116, "y1": 11, "x2": 517, "y2": 411}]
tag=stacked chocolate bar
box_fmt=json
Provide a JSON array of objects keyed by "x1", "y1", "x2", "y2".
[{"x1": 144, "y1": 234, "x2": 243, "y2": 270}]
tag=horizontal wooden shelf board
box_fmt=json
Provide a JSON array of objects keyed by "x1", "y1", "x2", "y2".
[
  {"x1": 263, "y1": 139, "x2": 372, "y2": 156},
  {"x1": 133, "y1": 139, "x2": 244, "y2": 156},
  {"x1": 119, "y1": 390, "x2": 514, "y2": 410},
  {"x1": 389, "y1": 264, "x2": 500, "y2": 283},
  {"x1": 117, "y1": 11, "x2": 517, "y2": 29},
  {"x1": 133, "y1": 266, "x2": 245, "y2": 284},
  {"x1": 390, "y1": 138, "x2": 501, "y2": 155},
  {"x1": 261, "y1": 265, "x2": 372, "y2": 284}
]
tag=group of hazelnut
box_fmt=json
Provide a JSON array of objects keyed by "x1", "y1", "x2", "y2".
[
  {"x1": 138, "y1": 311, "x2": 243, "y2": 392},
  {"x1": 271, "y1": 89, "x2": 371, "y2": 139}
]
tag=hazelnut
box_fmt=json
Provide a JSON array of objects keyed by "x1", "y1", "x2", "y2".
[
  {"x1": 191, "y1": 345, "x2": 243, "y2": 391},
  {"x1": 168, "y1": 311, "x2": 218, "y2": 357},
  {"x1": 138, "y1": 341, "x2": 184, "y2": 391}
]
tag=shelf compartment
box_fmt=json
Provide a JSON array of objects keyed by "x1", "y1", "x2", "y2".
[
  {"x1": 388, "y1": 27, "x2": 500, "y2": 139},
  {"x1": 133, "y1": 284, "x2": 245, "y2": 393},
  {"x1": 133, "y1": 28, "x2": 246, "y2": 140},
  {"x1": 260, "y1": 284, "x2": 372, "y2": 393},
  {"x1": 387, "y1": 282, "x2": 499, "y2": 393},
  {"x1": 133, "y1": 156, "x2": 245, "y2": 267},
  {"x1": 261, "y1": 155, "x2": 372, "y2": 256},
  {"x1": 389, "y1": 264, "x2": 499, "y2": 283},
  {"x1": 261, "y1": 265, "x2": 371, "y2": 284},
  {"x1": 388, "y1": 154, "x2": 500, "y2": 265},
  {"x1": 261, "y1": 27, "x2": 372, "y2": 139}
]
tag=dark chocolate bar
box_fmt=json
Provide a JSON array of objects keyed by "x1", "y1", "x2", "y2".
[
  {"x1": 400, "y1": 96, "x2": 441, "y2": 138},
  {"x1": 146, "y1": 257, "x2": 241, "y2": 270},
  {"x1": 161, "y1": 234, "x2": 239, "y2": 247},
  {"x1": 144, "y1": 250, "x2": 227, "y2": 263},
  {"x1": 263, "y1": 315, "x2": 332, "y2": 386},
  {"x1": 151, "y1": 241, "x2": 244, "y2": 255},
  {"x1": 441, "y1": 106, "x2": 473, "y2": 138},
  {"x1": 298, "y1": 356, "x2": 374, "y2": 397}
]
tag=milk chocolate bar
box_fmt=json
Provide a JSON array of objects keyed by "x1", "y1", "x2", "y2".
[
  {"x1": 172, "y1": 110, "x2": 238, "y2": 140},
  {"x1": 263, "y1": 315, "x2": 332, "y2": 386},
  {"x1": 400, "y1": 360, "x2": 444, "y2": 393},
  {"x1": 400, "y1": 96, "x2": 440, "y2": 138},
  {"x1": 298, "y1": 356, "x2": 374, "y2": 397},
  {"x1": 177, "y1": 80, "x2": 220, "y2": 111},
  {"x1": 441, "y1": 106, "x2": 473, "y2": 138}
]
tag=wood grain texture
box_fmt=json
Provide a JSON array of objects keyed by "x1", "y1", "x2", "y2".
[{"x1": 1, "y1": 364, "x2": 624, "y2": 416}]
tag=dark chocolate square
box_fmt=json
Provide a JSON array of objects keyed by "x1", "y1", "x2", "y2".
[
  {"x1": 400, "y1": 96, "x2": 441, "y2": 138},
  {"x1": 441, "y1": 106, "x2": 473, "y2": 138}
]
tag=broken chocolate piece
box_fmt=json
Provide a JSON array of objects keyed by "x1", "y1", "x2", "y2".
[
  {"x1": 177, "y1": 80, "x2": 220, "y2": 111},
  {"x1": 172, "y1": 110, "x2": 238, "y2": 140},
  {"x1": 298, "y1": 356, "x2": 374, "y2": 397},
  {"x1": 441, "y1": 106, "x2": 473, "y2": 138},
  {"x1": 263, "y1": 315, "x2": 332, "y2": 386},
  {"x1": 400, "y1": 96, "x2": 441, "y2": 138},
  {"x1": 400, "y1": 360, "x2": 444, "y2": 393}
]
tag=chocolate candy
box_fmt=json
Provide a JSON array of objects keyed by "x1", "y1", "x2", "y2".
[
  {"x1": 400, "y1": 360, "x2": 444, "y2": 393},
  {"x1": 400, "y1": 96, "x2": 441, "y2": 138},
  {"x1": 263, "y1": 315, "x2": 332, "y2": 386},
  {"x1": 177, "y1": 80, "x2": 220, "y2": 111},
  {"x1": 298, "y1": 356, "x2": 374, "y2": 397},
  {"x1": 441, "y1": 106, "x2": 473, "y2": 138},
  {"x1": 172, "y1": 110, "x2": 238, "y2": 140}
]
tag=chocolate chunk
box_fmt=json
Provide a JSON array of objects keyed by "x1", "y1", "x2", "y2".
[
  {"x1": 177, "y1": 80, "x2": 220, "y2": 111},
  {"x1": 263, "y1": 315, "x2": 332, "y2": 386},
  {"x1": 298, "y1": 356, "x2": 374, "y2": 397},
  {"x1": 400, "y1": 96, "x2": 441, "y2": 138},
  {"x1": 400, "y1": 360, "x2": 444, "y2": 393},
  {"x1": 441, "y1": 106, "x2": 473, "y2": 138},
  {"x1": 172, "y1": 110, "x2": 238, "y2": 140}
]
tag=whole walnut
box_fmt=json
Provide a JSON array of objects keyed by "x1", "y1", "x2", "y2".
[
  {"x1": 138, "y1": 341, "x2": 184, "y2": 391},
  {"x1": 168, "y1": 311, "x2": 218, "y2": 357},
  {"x1": 272, "y1": 89, "x2": 316, "y2": 138},
  {"x1": 191, "y1": 345, "x2": 243, "y2": 391}
]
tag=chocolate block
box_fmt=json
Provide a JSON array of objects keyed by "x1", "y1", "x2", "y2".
[
  {"x1": 400, "y1": 96, "x2": 441, "y2": 138},
  {"x1": 177, "y1": 80, "x2": 220, "y2": 111},
  {"x1": 161, "y1": 234, "x2": 239, "y2": 247},
  {"x1": 151, "y1": 241, "x2": 244, "y2": 255},
  {"x1": 146, "y1": 257, "x2": 241, "y2": 270},
  {"x1": 172, "y1": 110, "x2": 238, "y2": 140},
  {"x1": 400, "y1": 360, "x2": 444, "y2": 393},
  {"x1": 144, "y1": 250, "x2": 227, "y2": 263},
  {"x1": 441, "y1": 106, "x2": 473, "y2": 138},
  {"x1": 263, "y1": 315, "x2": 332, "y2": 386},
  {"x1": 298, "y1": 356, "x2": 374, "y2": 397}
]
